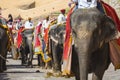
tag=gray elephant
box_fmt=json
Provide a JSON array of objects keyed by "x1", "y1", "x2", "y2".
[
  {"x1": 70, "y1": 8, "x2": 117, "y2": 80},
  {"x1": 20, "y1": 29, "x2": 34, "y2": 67},
  {"x1": 49, "y1": 24, "x2": 66, "y2": 74},
  {"x1": 0, "y1": 18, "x2": 9, "y2": 72}
]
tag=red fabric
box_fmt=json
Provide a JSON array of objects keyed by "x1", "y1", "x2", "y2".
[
  {"x1": 109, "y1": 40, "x2": 120, "y2": 70},
  {"x1": 34, "y1": 24, "x2": 42, "y2": 49},
  {"x1": 63, "y1": 7, "x2": 73, "y2": 60},
  {"x1": 62, "y1": 7, "x2": 74, "y2": 75},
  {"x1": 101, "y1": 1, "x2": 120, "y2": 31},
  {"x1": 44, "y1": 28, "x2": 49, "y2": 45},
  {"x1": 17, "y1": 27, "x2": 24, "y2": 48}
]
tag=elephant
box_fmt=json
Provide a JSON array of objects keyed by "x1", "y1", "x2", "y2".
[
  {"x1": 0, "y1": 18, "x2": 9, "y2": 72},
  {"x1": 49, "y1": 24, "x2": 66, "y2": 74},
  {"x1": 20, "y1": 29, "x2": 34, "y2": 67},
  {"x1": 70, "y1": 8, "x2": 117, "y2": 80}
]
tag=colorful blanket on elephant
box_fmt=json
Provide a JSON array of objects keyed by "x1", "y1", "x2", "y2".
[
  {"x1": 34, "y1": 24, "x2": 42, "y2": 54},
  {"x1": 17, "y1": 27, "x2": 24, "y2": 48},
  {"x1": 42, "y1": 27, "x2": 51, "y2": 62},
  {"x1": 109, "y1": 40, "x2": 120, "y2": 70},
  {"x1": 41, "y1": 40, "x2": 51, "y2": 62},
  {"x1": 33, "y1": 23, "x2": 51, "y2": 62},
  {"x1": 62, "y1": 7, "x2": 74, "y2": 75},
  {"x1": 44, "y1": 28, "x2": 49, "y2": 48}
]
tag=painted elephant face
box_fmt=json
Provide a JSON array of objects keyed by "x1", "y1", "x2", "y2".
[
  {"x1": 71, "y1": 8, "x2": 117, "y2": 52},
  {"x1": 70, "y1": 8, "x2": 117, "y2": 80},
  {"x1": 49, "y1": 24, "x2": 66, "y2": 45}
]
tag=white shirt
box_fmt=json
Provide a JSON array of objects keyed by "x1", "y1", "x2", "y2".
[
  {"x1": 73, "y1": 0, "x2": 97, "y2": 8},
  {"x1": 42, "y1": 19, "x2": 50, "y2": 29},
  {"x1": 7, "y1": 24, "x2": 12, "y2": 29},
  {"x1": 16, "y1": 21, "x2": 23, "y2": 30},
  {"x1": 24, "y1": 21, "x2": 34, "y2": 29},
  {"x1": 41, "y1": 19, "x2": 50, "y2": 37},
  {"x1": 57, "y1": 14, "x2": 66, "y2": 24}
]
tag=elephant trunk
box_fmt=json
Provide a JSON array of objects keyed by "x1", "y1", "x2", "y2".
[
  {"x1": 79, "y1": 53, "x2": 88, "y2": 80},
  {"x1": 77, "y1": 45, "x2": 89, "y2": 80}
]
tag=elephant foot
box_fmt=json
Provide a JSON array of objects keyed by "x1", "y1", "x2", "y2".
[
  {"x1": 21, "y1": 63, "x2": 27, "y2": 66},
  {"x1": 61, "y1": 73, "x2": 74, "y2": 78},
  {"x1": 3, "y1": 67, "x2": 7, "y2": 71},
  {"x1": 45, "y1": 72, "x2": 53, "y2": 78},
  {"x1": 62, "y1": 75, "x2": 71, "y2": 78},
  {"x1": 21, "y1": 62, "x2": 27, "y2": 66},
  {"x1": 53, "y1": 71, "x2": 62, "y2": 77},
  {"x1": 47, "y1": 66, "x2": 52, "y2": 69},
  {"x1": 1, "y1": 65, "x2": 7, "y2": 72},
  {"x1": 26, "y1": 65, "x2": 33, "y2": 68},
  {"x1": 27, "y1": 61, "x2": 32, "y2": 65},
  {"x1": 29, "y1": 65, "x2": 33, "y2": 68},
  {"x1": 0, "y1": 69, "x2": 4, "y2": 73}
]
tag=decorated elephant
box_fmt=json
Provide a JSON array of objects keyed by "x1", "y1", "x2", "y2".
[
  {"x1": 20, "y1": 29, "x2": 34, "y2": 67},
  {"x1": 49, "y1": 24, "x2": 66, "y2": 74},
  {"x1": 0, "y1": 18, "x2": 9, "y2": 72},
  {"x1": 70, "y1": 8, "x2": 117, "y2": 80}
]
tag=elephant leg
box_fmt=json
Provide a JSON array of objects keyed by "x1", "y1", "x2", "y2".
[
  {"x1": 28, "y1": 52, "x2": 33, "y2": 67},
  {"x1": 46, "y1": 54, "x2": 52, "y2": 69},
  {"x1": 27, "y1": 39, "x2": 33, "y2": 67},
  {"x1": 37, "y1": 54, "x2": 41, "y2": 66},
  {"x1": 0, "y1": 47, "x2": 7, "y2": 72},
  {"x1": 20, "y1": 46, "x2": 26, "y2": 65},
  {"x1": 92, "y1": 62, "x2": 110, "y2": 80},
  {"x1": 0, "y1": 47, "x2": 3, "y2": 72},
  {"x1": 2, "y1": 51, "x2": 7, "y2": 71},
  {"x1": 92, "y1": 69, "x2": 105, "y2": 80},
  {"x1": 0, "y1": 57, "x2": 3, "y2": 72},
  {"x1": 52, "y1": 42, "x2": 60, "y2": 72},
  {"x1": 40, "y1": 54, "x2": 45, "y2": 68},
  {"x1": 28, "y1": 51, "x2": 33, "y2": 67},
  {"x1": 71, "y1": 60, "x2": 80, "y2": 80},
  {"x1": 71, "y1": 46, "x2": 80, "y2": 80},
  {"x1": 2, "y1": 59, "x2": 7, "y2": 71},
  {"x1": 92, "y1": 45, "x2": 110, "y2": 80}
]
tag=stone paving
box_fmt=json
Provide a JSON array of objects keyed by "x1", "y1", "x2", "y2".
[{"x1": 0, "y1": 55, "x2": 120, "y2": 80}]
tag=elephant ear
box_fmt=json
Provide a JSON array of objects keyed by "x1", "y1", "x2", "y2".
[{"x1": 100, "y1": 16, "x2": 117, "y2": 42}]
